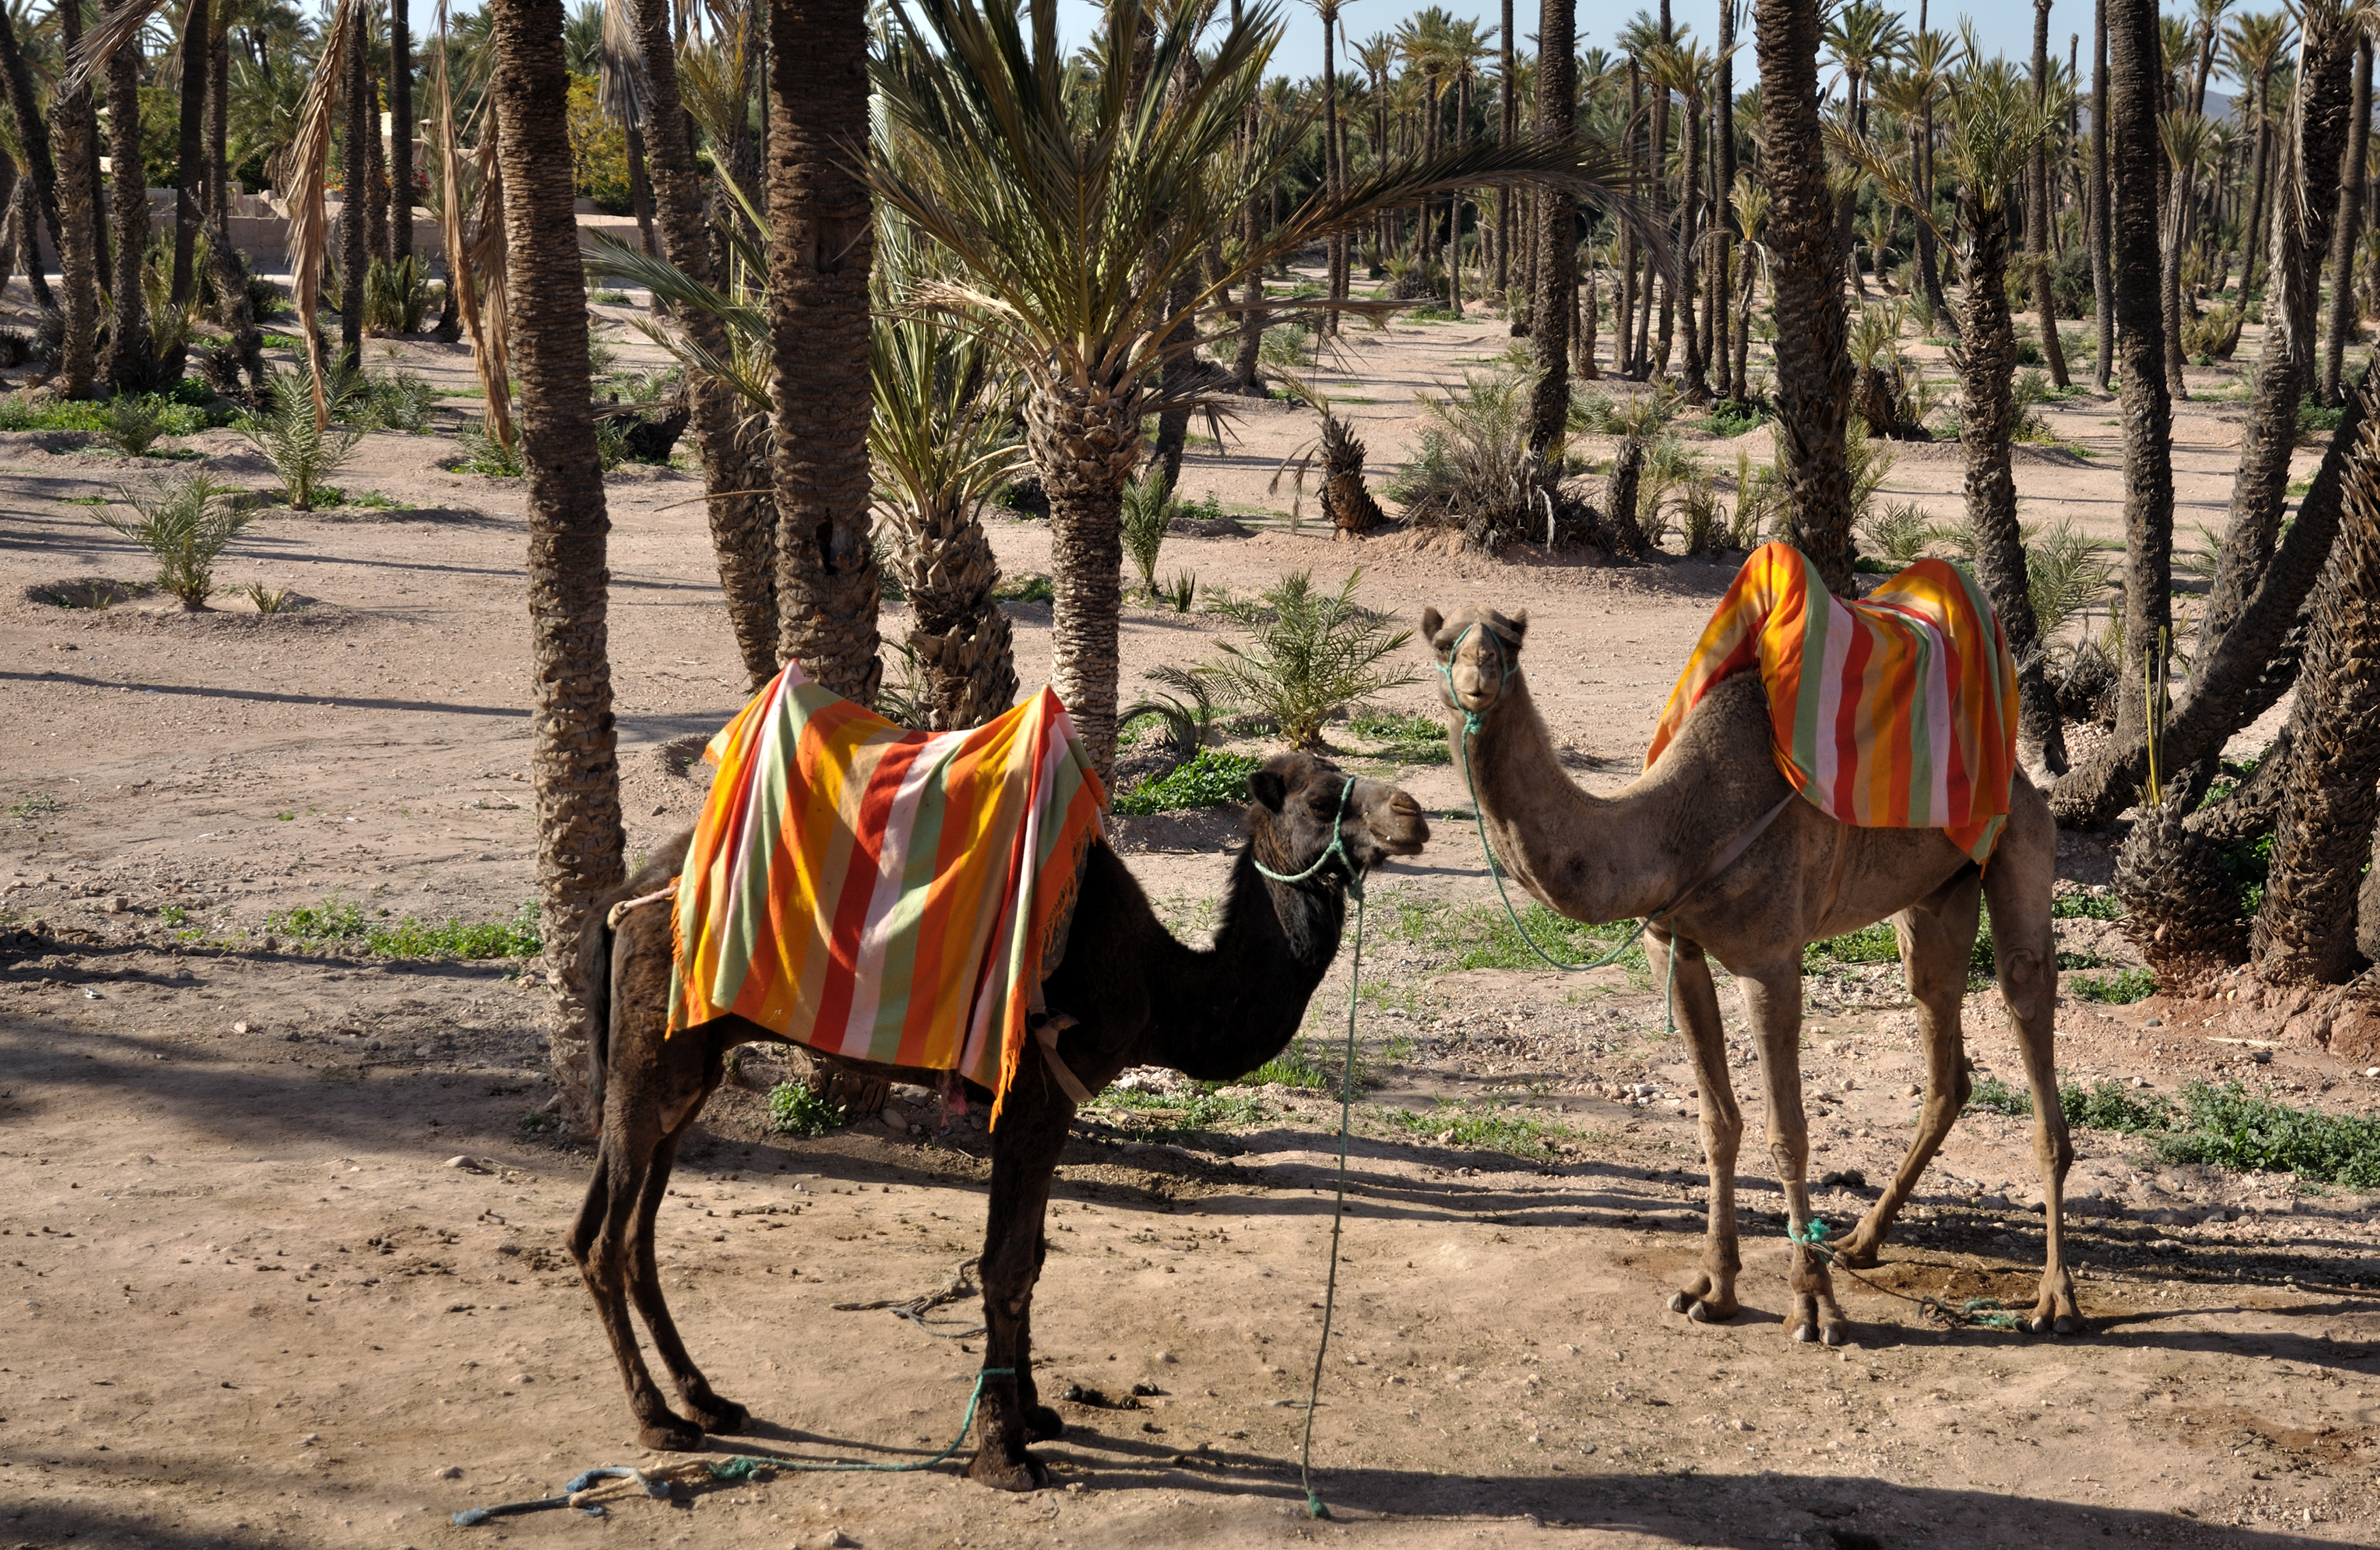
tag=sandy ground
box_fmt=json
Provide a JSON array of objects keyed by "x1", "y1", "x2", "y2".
[{"x1": 5, "y1": 281, "x2": 2380, "y2": 1549}]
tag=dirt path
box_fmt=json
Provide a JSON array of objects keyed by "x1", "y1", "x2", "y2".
[{"x1": 5, "y1": 290, "x2": 2380, "y2": 1549}]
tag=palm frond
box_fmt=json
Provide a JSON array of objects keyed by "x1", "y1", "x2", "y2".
[
  {"x1": 436, "y1": 0, "x2": 511, "y2": 448},
  {"x1": 281, "y1": 0, "x2": 358, "y2": 427},
  {"x1": 60, "y1": 0, "x2": 171, "y2": 97},
  {"x1": 598, "y1": 0, "x2": 649, "y2": 129}
]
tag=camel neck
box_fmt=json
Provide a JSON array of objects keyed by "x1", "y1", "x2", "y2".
[
  {"x1": 1146, "y1": 847, "x2": 1348, "y2": 1082},
  {"x1": 1465, "y1": 671, "x2": 1684, "y2": 925}
]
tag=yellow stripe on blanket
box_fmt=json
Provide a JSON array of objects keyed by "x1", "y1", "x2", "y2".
[
  {"x1": 667, "y1": 664, "x2": 1106, "y2": 1126},
  {"x1": 1646, "y1": 542, "x2": 2019, "y2": 863}
]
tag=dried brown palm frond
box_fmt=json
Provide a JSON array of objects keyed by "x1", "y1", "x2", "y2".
[
  {"x1": 598, "y1": 0, "x2": 649, "y2": 129},
  {"x1": 275, "y1": 0, "x2": 358, "y2": 427},
  {"x1": 58, "y1": 0, "x2": 171, "y2": 98},
  {"x1": 434, "y1": 0, "x2": 511, "y2": 448}
]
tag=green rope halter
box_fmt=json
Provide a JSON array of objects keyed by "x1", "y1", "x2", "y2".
[{"x1": 1253, "y1": 777, "x2": 1361, "y2": 891}]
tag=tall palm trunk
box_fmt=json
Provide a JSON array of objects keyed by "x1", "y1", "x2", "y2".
[
  {"x1": 2241, "y1": 64, "x2": 2273, "y2": 298},
  {"x1": 2319, "y1": 36, "x2": 2373, "y2": 405},
  {"x1": 170, "y1": 0, "x2": 211, "y2": 309},
  {"x1": 2199, "y1": 9, "x2": 2357, "y2": 660},
  {"x1": 628, "y1": 0, "x2": 779, "y2": 687},
  {"x1": 2249, "y1": 366, "x2": 2380, "y2": 985},
  {"x1": 103, "y1": 0, "x2": 152, "y2": 392},
  {"x1": 0, "y1": 7, "x2": 63, "y2": 315},
  {"x1": 49, "y1": 1, "x2": 100, "y2": 399},
  {"x1": 392, "y1": 0, "x2": 414, "y2": 263},
  {"x1": 1523, "y1": 0, "x2": 1576, "y2": 452},
  {"x1": 365, "y1": 69, "x2": 391, "y2": 265},
  {"x1": 1496, "y1": 0, "x2": 1514, "y2": 296},
  {"x1": 2090, "y1": 0, "x2": 2112, "y2": 390},
  {"x1": 763, "y1": 0, "x2": 881, "y2": 704},
  {"x1": 1320, "y1": 9, "x2": 1343, "y2": 333},
  {"x1": 906, "y1": 488, "x2": 1019, "y2": 732},
  {"x1": 1679, "y1": 93, "x2": 1707, "y2": 400},
  {"x1": 490, "y1": 0, "x2": 627, "y2": 1139},
  {"x1": 341, "y1": 10, "x2": 369, "y2": 369},
  {"x1": 1714, "y1": 0, "x2": 1736, "y2": 399},
  {"x1": 2028, "y1": 0, "x2": 2071, "y2": 387},
  {"x1": 1754, "y1": 0, "x2": 1854, "y2": 596},
  {"x1": 1030, "y1": 382, "x2": 1142, "y2": 779},
  {"x1": 209, "y1": 18, "x2": 231, "y2": 230},
  {"x1": 1958, "y1": 196, "x2": 2069, "y2": 775},
  {"x1": 2158, "y1": 146, "x2": 2196, "y2": 399}
]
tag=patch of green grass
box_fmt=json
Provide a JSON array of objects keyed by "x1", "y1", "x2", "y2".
[
  {"x1": 1386, "y1": 895, "x2": 1649, "y2": 978},
  {"x1": 10, "y1": 792, "x2": 60, "y2": 819},
  {"x1": 60, "y1": 493, "x2": 108, "y2": 505},
  {"x1": 2054, "y1": 949, "x2": 2105, "y2": 971},
  {"x1": 2070, "y1": 968, "x2": 2156, "y2": 1004},
  {"x1": 1248, "y1": 1037, "x2": 1346, "y2": 1091},
  {"x1": 2159, "y1": 1083, "x2": 2380, "y2": 1189},
  {"x1": 994, "y1": 572, "x2": 1054, "y2": 604},
  {"x1": 1384, "y1": 1099, "x2": 1574, "y2": 1158},
  {"x1": 1348, "y1": 708, "x2": 1450, "y2": 764},
  {"x1": 260, "y1": 332, "x2": 305, "y2": 350},
  {"x1": 590, "y1": 289, "x2": 632, "y2": 305},
  {"x1": 450, "y1": 423, "x2": 524, "y2": 477},
  {"x1": 2052, "y1": 890, "x2": 2125, "y2": 920},
  {"x1": 1086, "y1": 1084, "x2": 1268, "y2": 1136},
  {"x1": 339, "y1": 490, "x2": 402, "y2": 509},
  {"x1": 266, "y1": 896, "x2": 542, "y2": 959},
  {"x1": 1112, "y1": 749, "x2": 1263, "y2": 815},
  {"x1": 766, "y1": 1081, "x2": 845, "y2": 1136},
  {"x1": 158, "y1": 904, "x2": 190, "y2": 927},
  {"x1": 2298, "y1": 397, "x2": 2348, "y2": 444},
  {"x1": 0, "y1": 394, "x2": 211, "y2": 439},
  {"x1": 1805, "y1": 922, "x2": 1901, "y2": 968},
  {"x1": 1967, "y1": 1076, "x2": 2175, "y2": 1135}
]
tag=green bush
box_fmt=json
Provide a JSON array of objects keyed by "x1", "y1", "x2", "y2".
[
  {"x1": 2159, "y1": 1083, "x2": 2380, "y2": 1190},
  {"x1": 1198, "y1": 570, "x2": 1418, "y2": 748},
  {"x1": 766, "y1": 1082, "x2": 845, "y2": 1136},
  {"x1": 452, "y1": 420, "x2": 525, "y2": 477},
  {"x1": 239, "y1": 368, "x2": 366, "y2": 509},
  {"x1": 2070, "y1": 968, "x2": 2156, "y2": 1004},
  {"x1": 266, "y1": 897, "x2": 541, "y2": 959},
  {"x1": 1113, "y1": 749, "x2": 1264, "y2": 815}
]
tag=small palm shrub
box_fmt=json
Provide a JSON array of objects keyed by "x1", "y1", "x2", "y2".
[
  {"x1": 359, "y1": 367, "x2": 439, "y2": 431},
  {"x1": 2024, "y1": 517, "x2": 2113, "y2": 643},
  {"x1": 1389, "y1": 367, "x2": 1546, "y2": 549},
  {"x1": 1197, "y1": 570, "x2": 1418, "y2": 748},
  {"x1": 239, "y1": 367, "x2": 366, "y2": 510},
  {"x1": 97, "y1": 394, "x2": 173, "y2": 455},
  {"x1": 364, "y1": 256, "x2": 429, "y2": 335},
  {"x1": 1119, "y1": 468, "x2": 1175, "y2": 595},
  {"x1": 95, "y1": 471, "x2": 248, "y2": 607},
  {"x1": 452, "y1": 418, "x2": 524, "y2": 477}
]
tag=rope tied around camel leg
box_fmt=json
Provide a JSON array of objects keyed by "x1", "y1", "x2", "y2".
[{"x1": 1789, "y1": 1219, "x2": 2026, "y2": 1330}]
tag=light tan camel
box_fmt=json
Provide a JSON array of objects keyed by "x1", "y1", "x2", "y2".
[{"x1": 1421, "y1": 605, "x2": 2081, "y2": 1342}]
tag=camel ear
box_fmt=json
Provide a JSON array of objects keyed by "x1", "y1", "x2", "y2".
[
  {"x1": 1418, "y1": 605, "x2": 1444, "y2": 643},
  {"x1": 1248, "y1": 766, "x2": 1289, "y2": 812},
  {"x1": 1498, "y1": 609, "x2": 1529, "y2": 645}
]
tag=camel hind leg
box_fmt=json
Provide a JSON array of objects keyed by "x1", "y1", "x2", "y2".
[
  {"x1": 1985, "y1": 786, "x2": 2081, "y2": 1334},
  {"x1": 1737, "y1": 957, "x2": 1850, "y2": 1346},
  {"x1": 1655, "y1": 932, "x2": 1747, "y2": 1324},
  {"x1": 1832, "y1": 869, "x2": 1981, "y2": 1273},
  {"x1": 624, "y1": 1072, "x2": 753, "y2": 1435}
]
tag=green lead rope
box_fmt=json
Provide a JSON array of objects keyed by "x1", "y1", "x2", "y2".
[{"x1": 1297, "y1": 871, "x2": 1363, "y2": 1520}]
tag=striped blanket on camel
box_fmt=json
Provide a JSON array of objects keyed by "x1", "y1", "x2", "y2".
[
  {"x1": 667, "y1": 664, "x2": 1106, "y2": 1124},
  {"x1": 1644, "y1": 541, "x2": 2018, "y2": 863}
]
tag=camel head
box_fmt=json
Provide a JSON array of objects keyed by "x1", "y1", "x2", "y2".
[
  {"x1": 1418, "y1": 604, "x2": 1529, "y2": 721},
  {"x1": 1245, "y1": 751, "x2": 1428, "y2": 885}
]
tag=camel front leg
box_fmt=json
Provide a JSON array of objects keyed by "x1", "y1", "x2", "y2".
[
  {"x1": 967, "y1": 1075, "x2": 1073, "y2": 1491},
  {"x1": 1740, "y1": 962, "x2": 1846, "y2": 1345},
  {"x1": 1834, "y1": 874, "x2": 1981, "y2": 1274},
  {"x1": 1654, "y1": 931, "x2": 1746, "y2": 1324},
  {"x1": 628, "y1": 1113, "x2": 751, "y2": 1438},
  {"x1": 1986, "y1": 834, "x2": 2082, "y2": 1334},
  {"x1": 571, "y1": 1108, "x2": 703, "y2": 1451}
]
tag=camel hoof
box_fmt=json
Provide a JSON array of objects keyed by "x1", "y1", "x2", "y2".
[
  {"x1": 1834, "y1": 1245, "x2": 1881, "y2": 1270},
  {"x1": 1791, "y1": 1321, "x2": 1820, "y2": 1345},
  {"x1": 691, "y1": 1397, "x2": 750, "y2": 1436},
  {"x1": 2054, "y1": 1315, "x2": 2085, "y2": 1336},
  {"x1": 638, "y1": 1417, "x2": 707, "y2": 1453},
  {"x1": 1820, "y1": 1321, "x2": 1849, "y2": 1348},
  {"x1": 966, "y1": 1449, "x2": 1049, "y2": 1492},
  {"x1": 1686, "y1": 1298, "x2": 1735, "y2": 1324},
  {"x1": 1025, "y1": 1404, "x2": 1066, "y2": 1443},
  {"x1": 1666, "y1": 1290, "x2": 1694, "y2": 1315}
]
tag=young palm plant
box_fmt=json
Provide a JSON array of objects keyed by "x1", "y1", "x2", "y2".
[
  {"x1": 1199, "y1": 570, "x2": 1418, "y2": 749},
  {"x1": 95, "y1": 470, "x2": 249, "y2": 608},
  {"x1": 867, "y1": 0, "x2": 1639, "y2": 776},
  {"x1": 240, "y1": 366, "x2": 367, "y2": 510}
]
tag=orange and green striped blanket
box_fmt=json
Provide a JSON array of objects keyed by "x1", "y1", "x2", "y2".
[
  {"x1": 667, "y1": 664, "x2": 1106, "y2": 1124},
  {"x1": 1645, "y1": 541, "x2": 2019, "y2": 862}
]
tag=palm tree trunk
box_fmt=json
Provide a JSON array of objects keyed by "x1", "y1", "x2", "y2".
[
  {"x1": 1496, "y1": 0, "x2": 1514, "y2": 296},
  {"x1": 2319, "y1": 35, "x2": 2373, "y2": 405},
  {"x1": 2030, "y1": 0, "x2": 2071, "y2": 387},
  {"x1": 628, "y1": 0, "x2": 779, "y2": 687},
  {"x1": 1714, "y1": 6, "x2": 1736, "y2": 398},
  {"x1": 2198, "y1": 10, "x2": 2357, "y2": 659},
  {"x1": 341, "y1": 11, "x2": 370, "y2": 370},
  {"x1": 103, "y1": 0, "x2": 152, "y2": 392},
  {"x1": 2090, "y1": 0, "x2": 2113, "y2": 390},
  {"x1": 488, "y1": 0, "x2": 628, "y2": 1139},
  {"x1": 48, "y1": 0, "x2": 99, "y2": 399},
  {"x1": 1029, "y1": 381, "x2": 1142, "y2": 781},
  {"x1": 392, "y1": 0, "x2": 414, "y2": 263},
  {"x1": 1754, "y1": 0, "x2": 1855, "y2": 596},
  {"x1": 1523, "y1": 0, "x2": 1576, "y2": 452},
  {"x1": 11, "y1": 180, "x2": 51, "y2": 311},
  {"x1": 0, "y1": 5, "x2": 63, "y2": 315},
  {"x1": 2158, "y1": 157, "x2": 2194, "y2": 399},
  {"x1": 2242, "y1": 69, "x2": 2273, "y2": 299},
  {"x1": 169, "y1": 0, "x2": 211, "y2": 309},
  {"x1": 365, "y1": 70, "x2": 392, "y2": 266},
  {"x1": 1617, "y1": 61, "x2": 1639, "y2": 373},
  {"x1": 209, "y1": 20, "x2": 231, "y2": 231},
  {"x1": 1959, "y1": 199, "x2": 2069, "y2": 775},
  {"x1": 1321, "y1": 10, "x2": 1343, "y2": 335},
  {"x1": 1679, "y1": 96, "x2": 1707, "y2": 400},
  {"x1": 907, "y1": 490, "x2": 1019, "y2": 732},
  {"x1": 763, "y1": 0, "x2": 881, "y2": 704},
  {"x1": 2250, "y1": 369, "x2": 2380, "y2": 985}
]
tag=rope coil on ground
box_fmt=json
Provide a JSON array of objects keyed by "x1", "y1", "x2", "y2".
[{"x1": 1790, "y1": 1219, "x2": 2024, "y2": 1330}]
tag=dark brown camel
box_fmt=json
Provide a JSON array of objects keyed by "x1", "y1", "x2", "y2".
[{"x1": 570, "y1": 751, "x2": 1427, "y2": 1489}]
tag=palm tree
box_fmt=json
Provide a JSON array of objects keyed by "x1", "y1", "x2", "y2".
[
  {"x1": 392, "y1": 0, "x2": 413, "y2": 263},
  {"x1": 2090, "y1": 0, "x2": 2111, "y2": 390},
  {"x1": 1861, "y1": 44, "x2": 2068, "y2": 773},
  {"x1": 2249, "y1": 369, "x2": 2380, "y2": 985},
  {"x1": 2318, "y1": 35, "x2": 2373, "y2": 405},
  {"x1": 487, "y1": 0, "x2": 627, "y2": 1138},
  {"x1": 1756, "y1": 0, "x2": 1856, "y2": 596},
  {"x1": 763, "y1": 0, "x2": 881, "y2": 704},
  {"x1": 341, "y1": 0, "x2": 369, "y2": 369},
  {"x1": 2226, "y1": 8, "x2": 2290, "y2": 300},
  {"x1": 2026, "y1": 0, "x2": 2071, "y2": 388},
  {"x1": 102, "y1": 0, "x2": 152, "y2": 390},
  {"x1": 871, "y1": 0, "x2": 1637, "y2": 777},
  {"x1": 619, "y1": 0, "x2": 778, "y2": 688},
  {"x1": 1525, "y1": 0, "x2": 1576, "y2": 450},
  {"x1": 2158, "y1": 109, "x2": 2216, "y2": 400},
  {"x1": 50, "y1": 0, "x2": 101, "y2": 397},
  {"x1": 1299, "y1": 0, "x2": 1352, "y2": 331},
  {"x1": 0, "y1": 4, "x2": 65, "y2": 317},
  {"x1": 168, "y1": 0, "x2": 213, "y2": 312}
]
